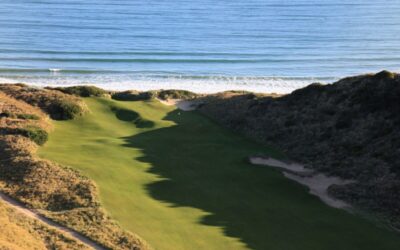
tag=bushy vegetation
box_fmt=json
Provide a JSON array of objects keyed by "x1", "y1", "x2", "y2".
[
  {"x1": 47, "y1": 85, "x2": 108, "y2": 97},
  {"x1": 0, "y1": 84, "x2": 87, "y2": 120},
  {"x1": 156, "y1": 89, "x2": 198, "y2": 100},
  {"x1": 112, "y1": 90, "x2": 157, "y2": 101},
  {"x1": 112, "y1": 89, "x2": 199, "y2": 101},
  {"x1": 17, "y1": 126, "x2": 48, "y2": 145},
  {"x1": 16, "y1": 113, "x2": 40, "y2": 120},
  {"x1": 0, "y1": 112, "x2": 39, "y2": 120},
  {"x1": 51, "y1": 98, "x2": 86, "y2": 120},
  {"x1": 198, "y1": 70, "x2": 400, "y2": 228}
]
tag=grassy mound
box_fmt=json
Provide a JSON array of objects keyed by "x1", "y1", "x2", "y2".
[
  {"x1": 47, "y1": 85, "x2": 108, "y2": 97},
  {"x1": 39, "y1": 97, "x2": 400, "y2": 250},
  {"x1": 112, "y1": 90, "x2": 157, "y2": 101},
  {"x1": 0, "y1": 135, "x2": 97, "y2": 211},
  {"x1": 0, "y1": 91, "x2": 51, "y2": 145},
  {"x1": 0, "y1": 84, "x2": 87, "y2": 120}
]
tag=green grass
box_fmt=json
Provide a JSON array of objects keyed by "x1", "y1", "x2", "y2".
[{"x1": 38, "y1": 97, "x2": 400, "y2": 250}]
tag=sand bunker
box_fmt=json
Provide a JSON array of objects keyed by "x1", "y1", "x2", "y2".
[
  {"x1": 157, "y1": 99, "x2": 200, "y2": 111},
  {"x1": 249, "y1": 156, "x2": 353, "y2": 209},
  {"x1": 249, "y1": 156, "x2": 314, "y2": 176}
]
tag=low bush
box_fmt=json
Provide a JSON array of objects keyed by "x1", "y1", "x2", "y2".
[
  {"x1": 16, "y1": 113, "x2": 40, "y2": 120},
  {"x1": 18, "y1": 127, "x2": 48, "y2": 145},
  {"x1": 373, "y1": 70, "x2": 396, "y2": 80},
  {"x1": 48, "y1": 86, "x2": 107, "y2": 97},
  {"x1": 157, "y1": 89, "x2": 198, "y2": 100},
  {"x1": 112, "y1": 89, "x2": 198, "y2": 101},
  {"x1": 112, "y1": 90, "x2": 156, "y2": 101},
  {"x1": 50, "y1": 99, "x2": 84, "y2": 120}
]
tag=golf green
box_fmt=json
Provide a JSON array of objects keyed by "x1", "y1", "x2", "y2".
[{"x1": 39, "y1": 97, "x2": 400, "y2": 250}]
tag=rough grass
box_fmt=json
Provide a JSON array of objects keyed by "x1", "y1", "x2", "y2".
[
  {"x1": 39, "y1": 97, "x2": 400, "y2": 250},
  {"x1": 0, "y1": 92, "x2": 51, "y2": 145},
  {"x1": 0, "y1": 84, "x2": 87, "y2": 120},
  {"x1": 0, "y1": 200, "x2": 89, "y2": 250}
]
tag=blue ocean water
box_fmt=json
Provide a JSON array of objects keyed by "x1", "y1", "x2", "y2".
[{"x1": 0, "y1": 0, "x2": 399, "y2": 93}]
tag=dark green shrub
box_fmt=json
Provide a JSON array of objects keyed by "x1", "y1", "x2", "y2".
[
  {"x1": 290, "y1": 83, "x2": 325, "y2": 99},
  {"x1": 18, "y1": 127, "x2": 48, "y2": 145},
  {"x1": 157, "y1": 89, "x2": 197, "y2": 100},
  {"x1": 112, "y1": 90, "x2": 156, "y2": 101},
  {"x1": 373, "y1": 70, "x2": 395, "y2": 80},
  {"x1": 0, "y1": 111, "x2": 12, "y2": 118},
  {"x1": 48, "y1": 85, "x2": 107, "y2": 97},
  {"x1": 16, "y1": 113, "x2": 40, "y2": 120},
  {"x1": 0, "y1": 112, "x2": 39, "y2": 120},
  {"x1": 49, "y1": 100, "x2": 84, "y2": 120}
]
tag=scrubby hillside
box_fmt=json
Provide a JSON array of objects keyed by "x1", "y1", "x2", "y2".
[
  {"x1": 0, "y1": 84, "x2": 87, "y2": 120},
  {"x1": 0, "y1": 200, "x2": 90, "y2": 250},
  {"x1": 0, "y1": 86, "x2": 149, "y2": 250},
  {"x1": 198, "y1": 71, "x2": 400, "y2": 228}
]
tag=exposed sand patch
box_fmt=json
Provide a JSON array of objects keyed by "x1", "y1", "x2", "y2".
[
  {"x1": 157, "y1": 98, "x2": 200, "y2": 111},
  {"x1": 249, "y1": 156, "x2": 353, "y2": 209},
  {"x1": 250, "y1": 156, "x2": 314, "y2": 176},
  {"x1": 0, "y1": 192, "x2": 106, "y2": 250},
  {"x1": 284, "y1": 173, "x2": 352, "y2": 209}
]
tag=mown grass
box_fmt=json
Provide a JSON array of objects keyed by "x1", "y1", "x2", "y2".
[{"x1": 39, "y1": 97, "x2": 400, "y2": 250}]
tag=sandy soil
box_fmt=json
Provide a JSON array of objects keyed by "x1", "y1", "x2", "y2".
[
  {"x1": 250, "y1": 156, "x2": 314, "y2": 176},
  {"x1": 249, "y1": 156, "x2": 353, "y2": 209},
  {"x1": 157, "y1": 98, "x2": 199, "y2": 111},
  {"x1": 0, "y1": 192, "x2": 106, "y2": 250}
]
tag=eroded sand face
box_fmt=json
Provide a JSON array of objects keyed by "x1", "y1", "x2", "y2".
[
  {"x1": 249, "y1": 156, "x2": 353, "y2": 209},
  {"x1": 157, "y1": 99, "x2": 199, "y2": 111}
]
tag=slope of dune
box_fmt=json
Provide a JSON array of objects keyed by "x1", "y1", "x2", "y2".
[{"x1": 198, "y1": 71, "x2": 400, "y2": 228}]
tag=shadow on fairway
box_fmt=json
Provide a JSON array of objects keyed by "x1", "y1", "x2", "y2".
[
  {"x1": 121, "y1": 110, "x2": 400, "y2": 250},
  {"x1": 111, "y1": 106, "x2": 155, "y2": 128}
]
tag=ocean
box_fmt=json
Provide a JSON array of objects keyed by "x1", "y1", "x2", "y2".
[{"x1": 0, "y1": 0, "x2": 399, "y2": 93}]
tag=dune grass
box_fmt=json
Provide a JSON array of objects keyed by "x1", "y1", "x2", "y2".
[
  {"x1": 0, "y1": 200, "x2": 88, "y2": 250},
  {"x1": 39, "y1": 97, "x2": 400, "y2": 250}
]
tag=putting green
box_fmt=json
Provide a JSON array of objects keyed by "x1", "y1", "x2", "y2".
[{"x1": 39, "y1": 97, "x2": 400, "y2": 250}]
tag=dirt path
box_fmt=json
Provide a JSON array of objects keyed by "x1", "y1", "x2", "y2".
[
  {"x1": 249, "y1": 156, "x2": 353, "y2": 209},
  {"x1": 0, "y1": 192, "x2": 107, "y2": 250}
]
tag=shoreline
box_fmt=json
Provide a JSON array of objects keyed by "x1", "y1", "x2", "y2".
[{"x1": 0, "y1": 74, "x2": 340, "y2": 95}]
